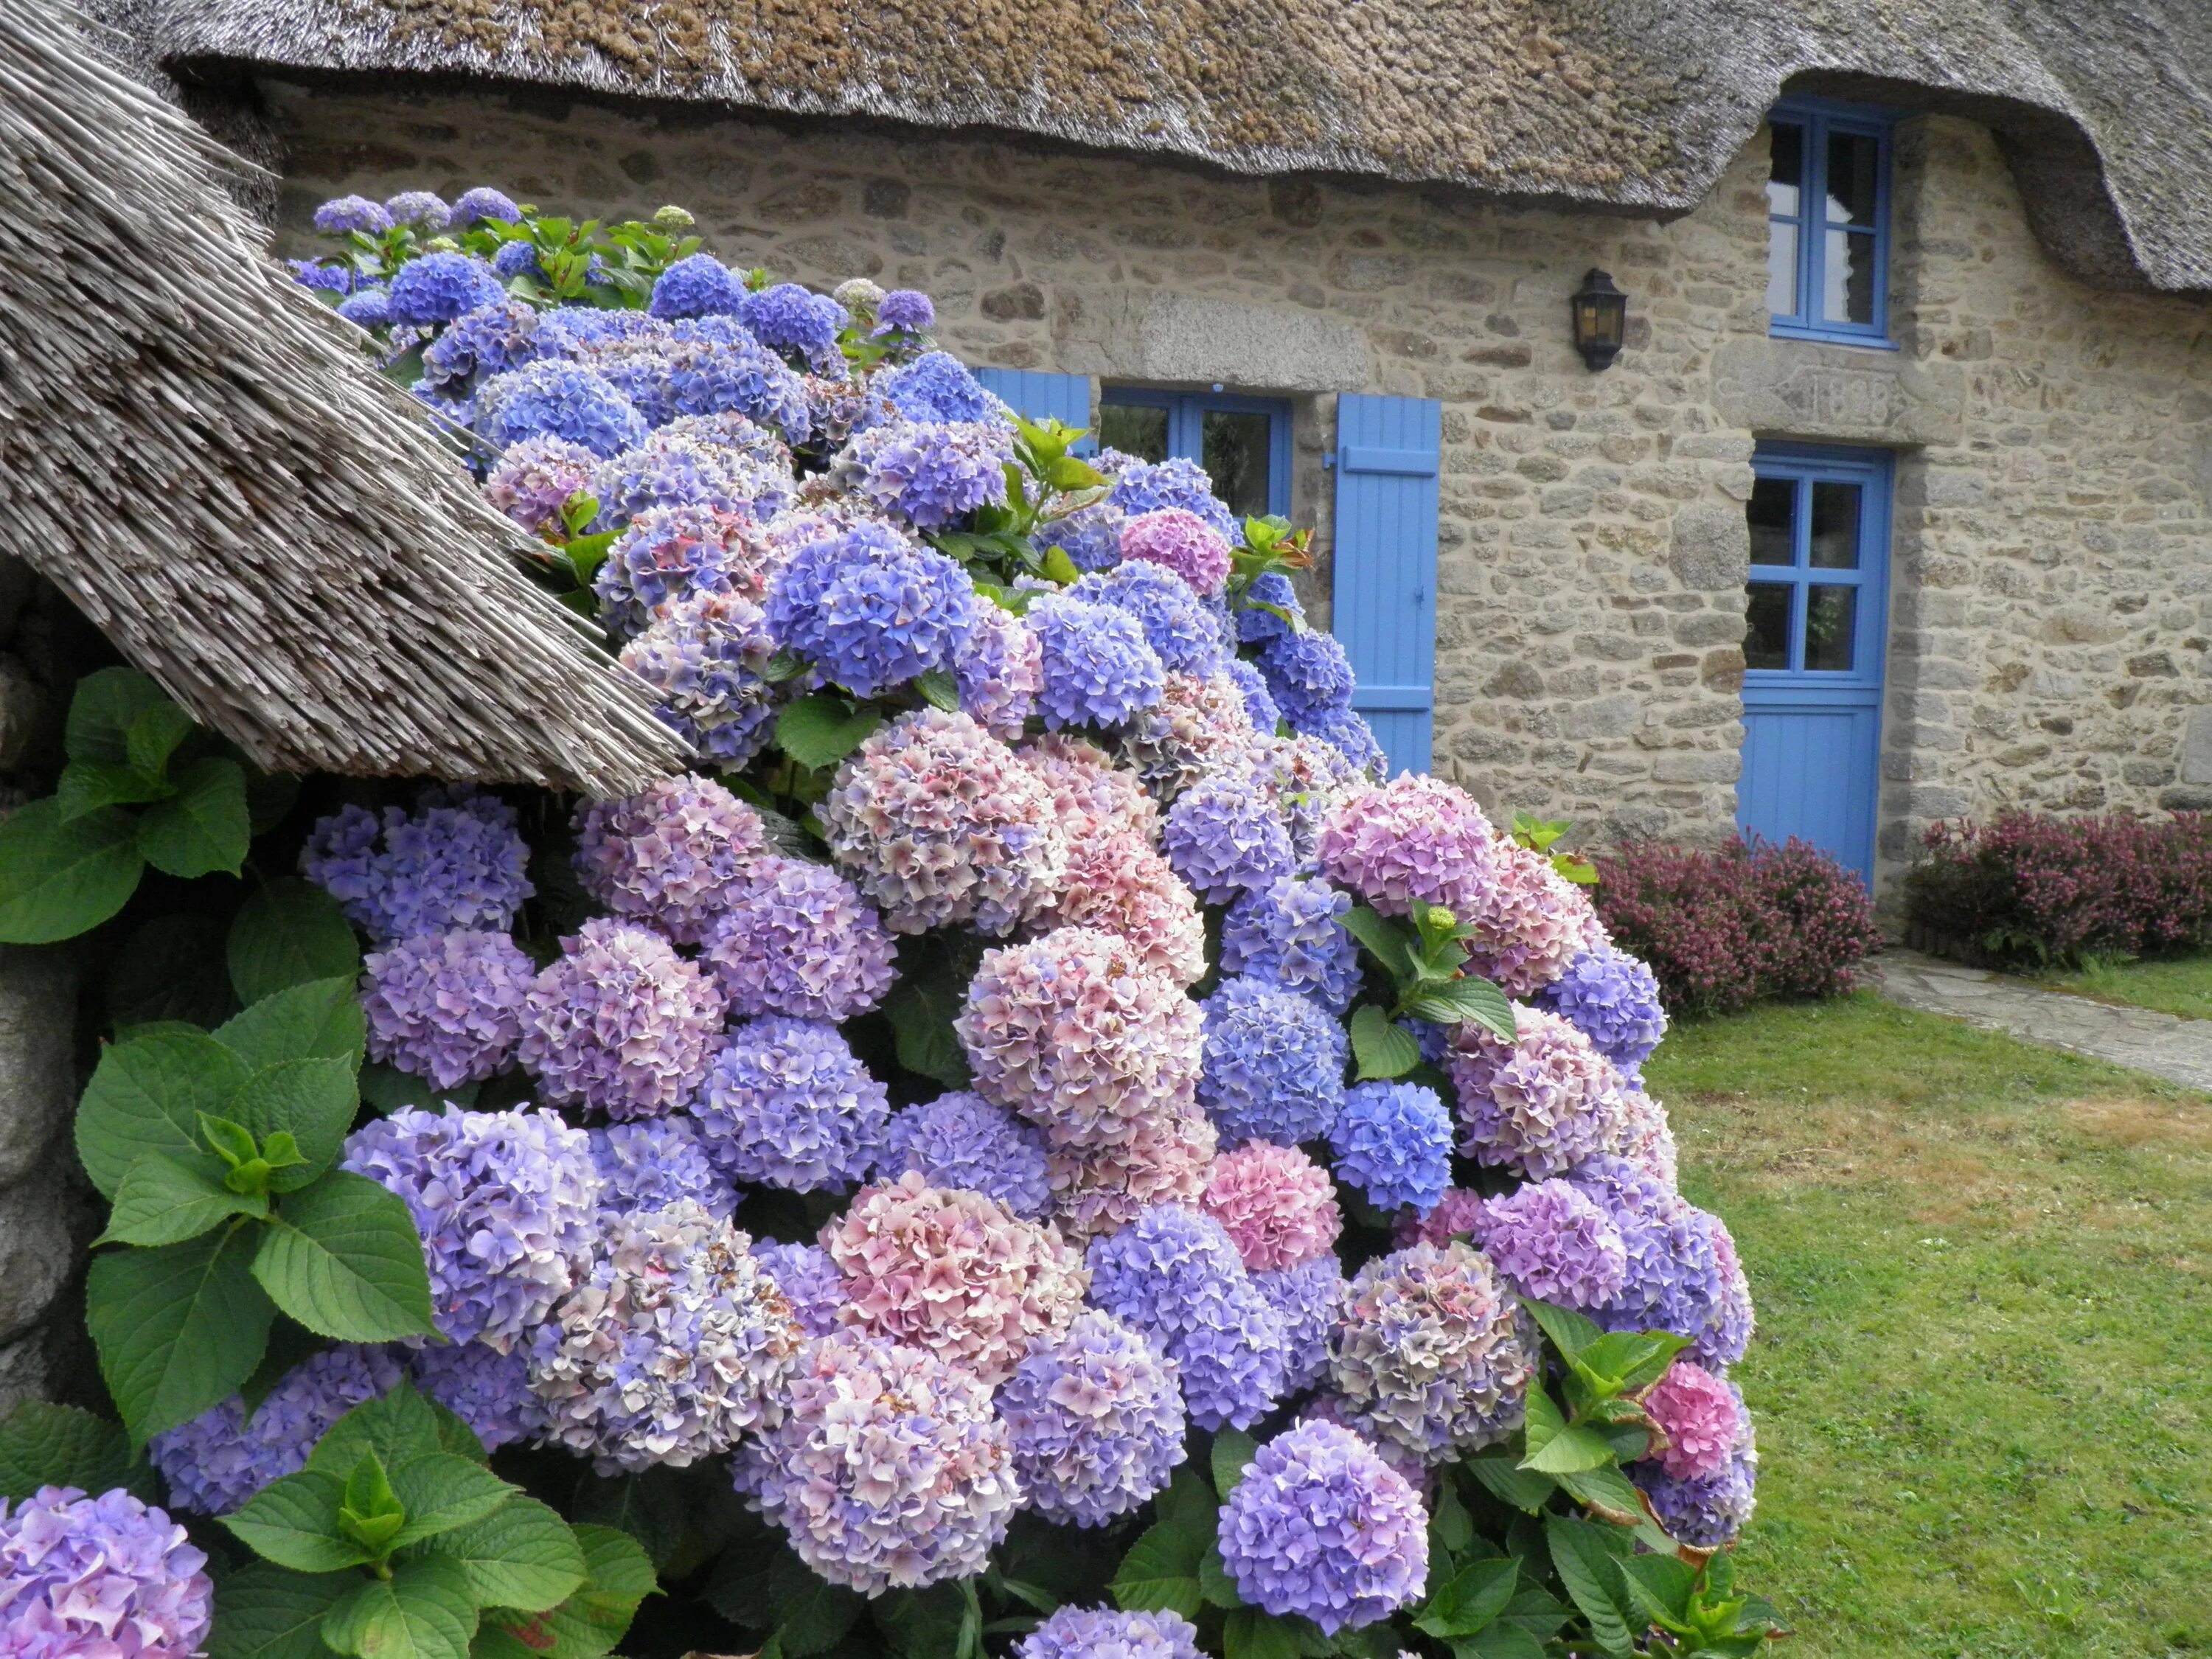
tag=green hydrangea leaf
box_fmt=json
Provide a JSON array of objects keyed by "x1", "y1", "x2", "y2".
[
  {"x1": 65, "y1": 667, "x2": 169, "y2": 768},
  {"x1": 231, "y1": 1057, "x2": 361, "y2": 1192},
  {"x1": 322, "y1": 1556, "x2": 478, "y2": 1659},
  {"x1": 138, "y1": 757, "x2": 251, "y2": 879},
  {"x1": 410, "y1": 1495, "x2": 587, "y2": 1613},
  {"x1": 217, "y1": 977, "x2": 366, "y2": 1071},
  {"x1": 97, "y1": 1150, "x2": 268, "y2": 1246},
  {"x1": 0, "y1": 799, "x2": 145, "y2": 944},
  {"x1": 252, "y1": 1170, "x2": 438, "y2": 1343},
  {"x1": 207, "y1": 1563, "x2": 358, "y2": 1659},
  {"x1": 0, "y1": 1402, "x2": 143, "y2": 1503},
  {"x1": 229, "y1": 878, "x2": 362, "y2": 1006},
  {"x1": 87, "y1": 1225, "x2": 274, "y2": 1448},
  {"x1": 75, "y1": 1028, "x2": 253, "y2": 1198}
]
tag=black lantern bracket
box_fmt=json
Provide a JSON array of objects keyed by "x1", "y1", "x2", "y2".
[{"x1": 1571, "y1": 268, "x2": 1628, "y2": 371}]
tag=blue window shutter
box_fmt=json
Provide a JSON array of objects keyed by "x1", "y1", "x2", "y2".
[
  {"x1": 970, "y1": 369, "x2": 1094, "y2": 453},
  {"x1": 1332, "y1": 394, "x2": 1441, "y2": 776}
]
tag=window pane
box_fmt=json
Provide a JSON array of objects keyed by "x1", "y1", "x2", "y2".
[
  {"x1": 1809, "y1": 482, "x2": 1860, "y2": 568},
  {"x1": 1767, "y1": 122, "x2": 1803, "y2": 216},
  {"x1": 1099, "y1": 403, "x2": 1169, "y2": 464},
  {"x1": 1766, "y1": 221, "x2": 1799, "y2": 318},
  {"x1": 1747, "y1": 477, "x2": 1796, "y2": 566},
  {"x1": 1805, "y1": 585, "x2": 1857, "y2": 672},
  {"x1": 1823, "y1": 228, "x2": 1877, "y2": 324},
  {"x1": 1745, "y1": 583, "x2": 1792, "y2": 669},
  {"x1": 1825, "y1": 131, "x2": 1879, "y2": 226},
  {"x1": 1201, "y1": 410, "x2": 1274, "y2": 521}
]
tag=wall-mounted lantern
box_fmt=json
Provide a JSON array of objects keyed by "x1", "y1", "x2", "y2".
[{"x1": 1570, "y1": 268, "x2": 1628, "y2": 371}]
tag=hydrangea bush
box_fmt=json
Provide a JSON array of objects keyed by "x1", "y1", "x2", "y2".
[{"x1": 0, "y1": 189, "x2": 1782, "y2": 1659}]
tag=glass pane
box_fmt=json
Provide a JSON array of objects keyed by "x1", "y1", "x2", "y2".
[
  {"x1": 1765, "y1": 221, "x2": 1799, "y2": 318},
  {"x1": 1805, "y1": 585, "x2": 1857, "y2": 672},
  {"x1": 1747, "y1": 477, "x2": 1796, "y2": 566},
  {"x1": 1745, "y1": 583, "x2": 1792, "y2": 670},
  {"x1": 1809, "y1": 482, "x2": 1860, "y2": 568},
  {"x1": 1767, "y1": 122, "x2": 1803, "y2": 216},
  {"x1": 1825, "y1": 131, "x2": 1879, "y2": 226},
  {"x1": 1823, "y1": 228, "x2": 1877, "y2": 325},
  {"x1": 1099, "y1": 403, "x2": 1169, "y2": 464},
  {"x1": 1201, "y1": 409, "x2": 1273, "y2": 521}
]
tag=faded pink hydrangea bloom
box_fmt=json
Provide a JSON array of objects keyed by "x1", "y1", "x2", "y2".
[
  {"x1": 1118, "y1": 671, "x2": 1262, "y2": 799},
  {"x1": 1018, "y1": 732, "x2": 1161, "y2": 843},
  {"x1": 1029, "y1": 832, "x2": 1207, "y2": 987},
  {"x1": 1200, "y1": 1141, "x2": 1343, "y2": 1273},
  {"x1": 1119, "y1": 507, "x2": 1232, "y2": 596},
  {"x1": 573, "y1": 773, "x2": 768, "y2": 945},
  {"x1": 520, "y1": 918, "x2": 726, "y2": 1118},
  {"x1": 1046, "y1": 1105, "x2": 1218, "y2": 1243},
  {"x1": 1642, "y1": 1359, "x2": 1742, "y2": 1481},
  {"x1": 1316, "y1": 774, "x2": 1500, "y2": 917},
  {"x1": 1447, "y1": 1004, "x2": 1631, "y2": 1180},
  {"x1": 1461, "y1": 837, "x2": 1601, "y2": 997}
]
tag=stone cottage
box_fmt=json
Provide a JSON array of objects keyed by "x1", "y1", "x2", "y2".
[{"x1": 100, "y1": 0, "x2": 2212, "y2": 907}]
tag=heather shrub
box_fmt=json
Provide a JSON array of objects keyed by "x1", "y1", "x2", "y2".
[{"x1": 1595, "y1": 835, "x2": 1877, "y2": 1016}]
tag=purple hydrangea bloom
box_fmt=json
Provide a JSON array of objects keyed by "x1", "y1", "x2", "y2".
[
  {"x1": 999, "y1": 1310, "x2": 1186, "y2": 1526},
  {"x1": 386, "y1": 251, "x2": 504, "y2": 324},
  {"x1": 150, "y1": 1346, "x2": 405, "y2": 1514},
  {"x1": 335, "y1": 287, "x2": 392, "y2": 328},
  {"x1": 877, "y1": 1091, "x2": 1053, "y2": 1220},
  {"x1": 1046, "y1": 502, "x2": 1126, "y2": 574},
  {"x1": 1472, "y1": 1178, "x2": 1628, "y2": 1309},
  {"x1": 751, "y1": 1240, "x2": 844, "y2": 1337},
  {"x1": 692, "y1": 1017, "x2": 891, "y2": 1192},
  {"x1": 0, "y1": 1486, "x2": 212, "y2": 1658},
  {"x1": 1293, "y1": 703, "x2": 1386, "y2": 777},
  {"x1": 1029, "y1": 596, "x2": 1166, "y2": 730},
  {"x1": 1197, "y1": 975, "x2": 1346, "y2": 1146},
  {"x1": 1254, "y1": 1253, "x2": 1346, "y2": 1392},
  {"x1": 1162, "y1": 776, "x2": 1294, "y2": 905},
  {"x1": 872, "y1": 290, "x2": 937, "y2": 337},
  {"x1": 698, "y1": 857, "x2": 897, "y2": 1022},
  {"x1": 741, "y1": 282, "x2": 847, "y2": 358},
  {"x1": 1106, "y1": 456, "x2": 1239, "y2": 543},
  {"x1": 1216, "y1": 1419, "x2": 1428, "y2": 1634},
  {"x1": 650, "y1": 253, "x2": 746, "y2": 318},
  {"x1": 595, "y1": 504, "x2": 780, "y2": 634},
  {"x1": 1635, "y1": 1439, "x2": 1757, "y2": 1548},
  {"x1": 530, "y1": 1201, "x2": 802, "y2": 1472},
  {"x1": 1235, "y1": 570, "x2": 1305, "y2": 642},
  {"x1": 1569, "y1": 1157, "x2": 1744, "y2": 1357},
  {"x1": 1084, "y1": 1206, "x2": 1286, "y2": 1430},
  {"x1": 383, "y1": 190, "x2": 451, "y2": 230},
  {"x1": 290, "y1": 258, "x2": 355, "y2": 294},
  {"x1": 588, "y1": 435, "x2": 791, "y2": 532},
  {"x1": 493, "y1": 240, "x2": 543, "y2": 279},
  {"x1": 765, "y1": 522, "x2": 975, "y2": 697},
  {"x1": 1071, "y1": 562, "x2": 1223, "y2": 676},
  {"x1": 1018, "y1": 1609, "x2": 1202, "y2": 1659},
  {"x1": 451, "y1": 187, "x2": 521, "y2": 225},
  {"x1": 1220, "y1": 656, "x2": 1282, "y2": 732},
  {"x1": 660, "y1": 324, "x2": 813, "y2": 441},
  {"x1": 409, "y1": 1342, "x2": 547, "y2": 1450},
  {"x1": 838, "y1": 420, "x2": 1013, "y2": 529},
  {"x1": 867, "y1": 350, "x2": 995, "y2": 423},
  {"x1": 619, "y1": 590, "x2": 779, "y2": 765},
  {"x1": 344, "y1": 1106, "x2": 600, "y2": 1347},
  {"x1": 483, "y1": 433, "x2": 597, "y2": 532},
  {"x1": 954, "y1": 602, "x2": 1042, "y2": 737},
  {"x1": 1448, "y1": 1007, "x2": 1632, "y2": 1180},
  {"x1": 1533, "y1": 943, "x2": 1669, "y2": 1070},
  {"x1": 590, "y1": 1117, "x2": 736, "y2": 1220},
  {"x1": 1259, "y1": 629, "x2": 1356, "y2": 723},
  {"x1": 420, "y1": 299, "x2": 540, "y2": 393},
  {"x1": 476, "y1": 358, "x2": 647, "y2": 457},
  {"x1": 520, "y1": 919, "x2": 726, "y2": 1119},
  {"x1": 301, "y1": 787, "x2": 533, "y2": 944},
  {"x1": 313, "y1": 194, "x2": 392, "y2": 235},
  {"x1": 571, "y1": 773, "x2": 768, "y2": 944},
  {"x1": 1329, "y1": 1082, "x2": 1454, "y2": 1215},
  {"x1": 361, "y1": 928, "x2": 536, "y2": 1091},
  {"x1": 1221, "y1": 877, "x2": 1360, "y2": 1014}
]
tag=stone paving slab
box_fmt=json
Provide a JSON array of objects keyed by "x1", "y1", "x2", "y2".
[{"x1": 1867, "y1": 949, "x2": 2212, "y2": 1093}]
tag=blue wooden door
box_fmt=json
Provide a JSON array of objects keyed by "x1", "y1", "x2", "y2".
[
  {"x1": 1333, "y1": 395, "x2": 1441, "y2": 776},
  {"x1": 1737, "y1": 444, "x2": 1891, "y2": 883}
]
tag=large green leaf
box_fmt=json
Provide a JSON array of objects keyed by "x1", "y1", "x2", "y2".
[
  {"x1": 1348, "y1": 1004, "x2": 1422, "y2": 1082},
  {"x1": 1403, "y1": 976, "x2": 1516, "y2": 1041},
  {"x1": 1107, "y1": 1516, "x2": 1209, "y2": 1618},
  {"x1": 881, "y1": 973, "x2": 970, "y2": 1089},
  {"x1": 229, "y1": 879, "x2": 362, "y2": 1007},
  {"x1": 1211, "y1": 1428, "x2": 1259, "y2": 1502},
  {"x1": 58, "y1": 759, "x2": 171, "y2": 821},
  {"x1": 127, "y1": 700, "x2": 198, "y2": 782},
  {"x1": 66, "y1": 667, "x2": 169, "y2": 768},
  {"x1": 0, "y1": 1403, "x2": 142, "y2": 1501},
  {"x1": 0, "y1": 799, "x2": 144, "y2": 943},
  {"x1": 232, "y1": 1058, "x2": 361, "y2": 1191},
  {"x1": 481, "y1": 1525, "x2": 653, "y2": 1659},
  {"x1": 208, "y1": 1564, "x2": 358, "y2": 1659},
  {"x1": 1544, "y1": 1514, "x2": 1637, "y2": 1658},
  {"x1": 323, "y1": 1556, "x2": 479, "y2": 1659},
  {"x1": 412, "y1": 1495, "x2": 586, "y2": 1613},
  {"x1": 385, "y1": 1453, "x2": 515, "y2": 1550},
  {"x1": 1222, "y1": 1607, "x2": 1333, "y2": 1659},
  {"x1": 1413, "y1": 1557, "x2": 1519, "y2": 1641},
  {"x1": 218, "y1": 977, "x2": 367, "y2": 1071},
  {"x1": 309, "y1": 1383, "x2": 448, "y2": 1478},
  {"x1": 1465, "y1": 1452, "x2": 1555, "y2": 1514},
  {"x1": 88, "y1": 1226, "x2": 274, "y2": 1447},
  {"x1": 252, "y1": 1171, "x2": 438, "y2": 1342},
  {"x1": 138, "y1": 757, "x2": 251, "y2": 878},
  {"x1": 108, "y1": 913, "x2": 241, "y2": 1032},
  {"x1": 1520, "y1": 1390, "x2": 1617, "y2": 1475},
  {"x1": 226, "y1": 1469, "x2": 375, "y2": 1573},
  {"x1": 764, "y1": 1548, "x2": 864, "y2": 1656},
  {"x1": 775, "y1": 695, "x2": 880, "y2": 771},
  {"x1": 98, "y1": 1150, "x2": 268, "y2": 1246},
  {"x1": 1338, "y1": 903, "x2": 1417, "y2": 979},
  {"x1": 75, "y1": 1029, "x2": 252, "y2": 1198}
]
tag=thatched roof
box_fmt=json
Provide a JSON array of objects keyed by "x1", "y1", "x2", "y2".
[
  {"x1": 0, "y1": 0, "x2": 689, "y2": 796},
  {"x1": 131, "y1": 0, "x2": 2212, "y2": 294}
]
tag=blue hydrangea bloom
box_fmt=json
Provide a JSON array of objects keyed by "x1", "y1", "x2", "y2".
[
  {"x1": 493, "y1": 240, "x2": 543, "y2": 279},
  {"x1": 383, "y1": 190, "x2": 451, "y2": 230},
  {"x1": 741, "y1": 282, "x2": 847, "y2": 358},
  {"x1": 1294, "y1": 703, "x2": 1387, "y2": 777},
  {"x1": 840, "y1": 420, "x2": 1012, "y2": 528},
  {"x1": 1259, "y1": 629, "x2": 1356, "y2": 722},
  {"x1": 1635, "y1": 1444, "x2": 1757, "y2": 1548},
  {"x1": 1220, "y1": 656, "x2": 1282, "y2": 732},
  {"x1": 651, "y1": 253, "x2": 746, "y2": 318},
  {"x1": 1197, "y1": 975, "x2": 1347, "y2": 1145},
  {"x1": 1330, "y1": 1082, "x2": 1454, "y2": 1214},
  {"x1": 288, "y1": 259, "x2": 354, "y2": 295},
  {"x1": 476, "y1": 359, "x2": 647, "y2": 457},
  {"x1": 1046, "y1": 503, "x2": 1126, "y2": 574},
  {"x1": 661, "y1": 333, "x2": 813, "y2": 439},
  {"x1": 1071, "y1": 563, "x2": 1223, "y2": 675},
  {"x1": 409, "y1": 1342, "x2": 546, "y2": 1450},
  {"x1": 1253, "y1": 1253, "x2": 1346, "y2": 1391},
  {"x1": 869, "y1": 351, "x2": 998, "y2": 424},
  {"x1": 385, "y1": 251, "x2": 504, "y2": 324},
  {"x1": 878, "y1": 1091, "x2": 1053, "y2": 1220},
  {"x1": 1017, "y1": 1608, "x2": 1203, "y2": 1659},
  {"x1": 751, "y1": 1240, "x2": 844, "y2": 1337},
  {"x1": 1533, "y1": 943, "x2": 1669, "y2": 1070},
  {"x1": 1085, "y1": 1206, "x2": 1286, "y2": 1430},
  {"x1": 620, "y1": 591, "x2": 778, "y2": 766},
  {"x1": 765, "y1": 522, "x2": 975, "y2": 698},
  {"x1": 1029, "y1": 597, "x2": 1165, "y2": 729},
  {"x1": 335, "y1": 288, "x2": 392, "y2": 328},
  {"x1": 420, "y1": 299, "x2": 540, "y2": 394},
  {"x1": 313, "y1": 195, "x2": 392, "y2": 235},
  {"x1": 1222, "y1": 877, "x2": 1362, "y2": 1014},
  {"x1": 451, "y1": 187, "x2": 521, "y2": 226},
  {"x1": 1162, "y1": 776, "x2": 1295, "y2": 904},
  {"x1": 1236, "y1": 570, "x2": 1305, "y2": 642},
  {"x1": 1000, "y1": 1310, "x2": 1186, "y2": 1526},
  {"x1": 300, "y1": 787, "x2": 533, "y2": 943},
  {"x1": 1571, "y1": 1158, "x2": 1750, "y2": 1371},
  {"x1": 591, "y1": 1118, "x2": 736, "y2": 1220},
  {"x1": 692, "y1": 1017, "x2": 891, "y2": 1192},
  {"x1": 150, "y1": 1346, "x2": 405, "y2": 1514},
  {"x1": 872, "y1": 290, "x2": 936, "y2": 336},
  {"x1": 1107, "y1": 456, "x2": 1239, "y2": 543}
]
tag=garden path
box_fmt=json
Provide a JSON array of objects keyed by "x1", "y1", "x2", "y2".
[{"x1": 1868, "y1": 948, "x2": 2212, "y2": 1093}]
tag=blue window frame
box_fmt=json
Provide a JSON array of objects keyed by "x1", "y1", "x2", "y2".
[
  {"x1": 1098, "y1": 387, "x2": 1292, "y2": 520},
  {"x1": 1767, "y1": 97, "x2": 1896, "y2": 348}
]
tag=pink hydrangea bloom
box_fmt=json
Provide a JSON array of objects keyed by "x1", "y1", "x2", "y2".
[
  {"x1": 1643, "y1": 1360, "x2": 1742, "y2": 1481},
  {"x1": 1046, "y1": 1105, "x2": 1218, "y2": 1242},
  {"x1": 824, "y1": 1172, "x2": 1089, "y2": 1385},
  {"x1": 1394, "y1": 1187, "x2": 1487, "y2": 1248},
  {"x1": 1119, "y1": 508, "x2": 1232, "y2": 596},
  {"x1": 820, "y1": 709, "x2": 1067, "y2": 934},
  {"x1": 1031, "y1": 832, "x2": 1207, "y2": 987},
  {"x1": 573, "y1": 773, "x2": 768, "y2": 945},
  {"x1": 1201, "y1": 1141, "x2": 1343, "y2": 1273},
  {"x1": 1118, "y1": 672, "x2": 1261, "y2": 799},
  {"x1": 520, "y1": 918, "x2": 726, "y2": 1118},
  {"x1": 1316, "y1": 775, "x2": 1500, "y2": 917},
  {"x1": 1447, "y1": 1004, "x2": 1630, "y2": 1179},
  {"x1": 1018, "y1": 733, "x2": 1160, "y2": 843},
  {"x1": 957, "y1": 926, "x2": 1205, "y2": 1150},
  {"x1": 1461, "y1": 838, "x2": 1601, "y2": 997}
]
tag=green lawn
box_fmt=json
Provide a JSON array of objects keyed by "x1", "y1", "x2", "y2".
[
  {"x1": 1644, "y1": 994, "x2": 2212, "y2": 1658},
  {"x1": 2038, "y1": 955, "x2": 2212, "y2": 1023}
]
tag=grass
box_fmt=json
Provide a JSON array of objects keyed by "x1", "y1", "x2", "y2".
[
  {"x1": 2038, "y1": 954, "x2": 2212, "y2": 1023},
  {"x1": 1643, "y1": 993, "x2": 2212, "y2": 1659}
]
